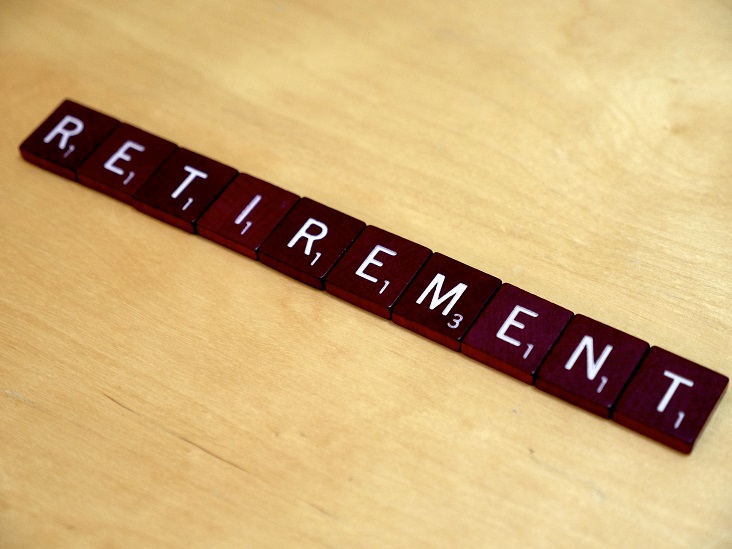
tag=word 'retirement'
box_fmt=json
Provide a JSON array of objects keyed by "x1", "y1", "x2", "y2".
[{"x1": 19, "y1": 99, "x2": 729, "y2": 454}]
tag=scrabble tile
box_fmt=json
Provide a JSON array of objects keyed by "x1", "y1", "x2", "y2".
[
  {"x1": 535, "y1": 315, "x2": 648, "y2": 417},
  {"x1": 614, "y1": 347, "x2": 728, "y2": 453},
  {"x1": 325, "y1": 226, "x2": 431, "y2": 319},
  {"x1": 197, "y1": 174, "x2": 299, "y2": 259},
  {"x1": 131, "y1": 148, "x2": 237, "y2": 233},
  {"x1": 392, "y1": 253, "x2": 500, "y2": 351},
  {"x1": 77, "y1": 123, "x2": 177, "y2": 203},
  {"x1": 19, "y1": 99, "x2": 119, "y2": 180},
  {"x1": 461, "y1": 284, "x2": 573, "y2": 384},
  {"x1": 258, "y1": 198, "x2": 365, "y2": 289}
]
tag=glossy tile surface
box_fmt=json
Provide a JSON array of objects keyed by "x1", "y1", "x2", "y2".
[
  {"x1": 325, "y1": 226, "x2": 431, "y2": 318},
  {"x1": 132, "y1": 148, "x2": 237, "y2": 233},
  {"x1": 19, "y1": 99, "x2": 119, "y2": 180},
  {"x1": 392, "y1": 253, "x2": 500, "y2": 351},
  {"x1": 462, "y1": 284, "x2": 573, "y2": 384},
  {"x1": 614, "y1": 347, "x2": 728, "y2": 453},
  {"x1": 535, "y1": 315, "x2": 648, "y2": 417},
  {"x1": 197, "y1": 173, "x2": 299, "y2": 259},
  {"x1": 258, "y1": 198, "x2": 365, "y2": 288},
  {"x1": 77, "y1": 123, "x2": 177, "y2": 203}
]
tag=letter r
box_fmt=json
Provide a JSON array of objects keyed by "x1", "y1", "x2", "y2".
[
  {"x1": 43, "y1": 115, "x2": 84, "y2": 150},
  {"x1": 287, "y1": 218, "x2": 328, "y2": 256}
]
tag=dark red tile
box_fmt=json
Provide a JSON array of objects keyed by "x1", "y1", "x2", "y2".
[
  {"x1": 197, "y1": 174, "x2": 299, "y2": 259},
  {"x1": 462, "y1": 284, "x2": 573, "y2": 384},
  {"x1": 258, "y1": 198, "x2": 365, "y2": 289},
  {"x1": 76, "y1": 123, "x2": 177, "y2": 203},
  {"x1": 614, "y1": 347, "x2": 728, "y2": 453},
  {"x1": 131, "y1": 148, "x2": 237, "y2": 233},
  {"x1": 325, "y1": 226, "x2": 431, "y2": 319},
  {"x1": 392, "y1": 253, "x2": 500, "y2": 351},
  {"x1": 19, "y1": 99, "x2": 119, "y2": 180},
  {"x1": 535, "y1": 315, "x2": 648, "y2": 417}
]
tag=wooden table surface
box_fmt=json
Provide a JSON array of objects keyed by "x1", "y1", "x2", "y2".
[{"x1": 2, "y1": 1, "x2": 731, "y2": 547}]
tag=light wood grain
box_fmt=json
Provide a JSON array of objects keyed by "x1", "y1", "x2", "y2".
[{"x1": 2, "y1": 0, "x2": 731, "y2": 547}]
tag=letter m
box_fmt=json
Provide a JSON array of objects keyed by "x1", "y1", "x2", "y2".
[{"x1": 415, "y1": 273, "x2": 467, "y2": 316}]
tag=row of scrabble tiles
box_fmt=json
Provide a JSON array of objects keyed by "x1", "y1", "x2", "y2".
[{"x1": 20, "y1": 99, "x2": 728, "y2": 454}]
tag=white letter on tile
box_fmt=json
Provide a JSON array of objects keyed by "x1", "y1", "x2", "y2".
[
  {"x1": 171, "y1": 166, "x2": 208, "y2": 198},
  {"x1": 564, "y1": 335, "x2": 613, "y2": 381},
  {"x1": 287, "y1": 218, "x2": 328, "y2": 256},
  {"x1": 657, "y1": 371, "x2": 694, "y2": 413},
  {"x1": 355, "y1": 245, "x2": 397, "y2": 283},
  {"x1": 104, "y1": 140, "x2": 145, "y2": 176},
  {"x1": 416, "y1": 273, "x2": 467, "y2": 316},
  {"x1": 496, "y1": 305, "x2": 539, "y2": 347},
  {"x1": 43, "y1": 115, "x2": 84, "y2": 150}
]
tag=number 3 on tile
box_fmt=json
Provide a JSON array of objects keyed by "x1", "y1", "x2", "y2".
[{"x1": 448, "y1": 314, "x2": 463, "y2": 329}]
